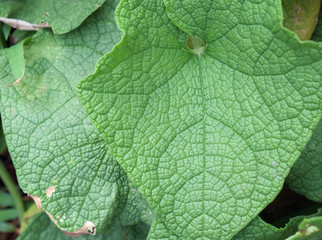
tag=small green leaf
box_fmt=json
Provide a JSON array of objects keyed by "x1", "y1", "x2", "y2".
[
  {"x1": 7, "y1": 41, "x2": 25, "y2": 84},
  {"x1": 0, "y1": 191, "x2": 14, "y2": 207},
  {"x1": 282, "y1": 0, "x2": 321, "y2": 41},
  {"x1": 2, "y1": 23, "x2": 11, "y2": 41},
  {"x1": 0, "y1": 221, "x2": 15, "y2": 233},
  {"x1": 0, "y1": 208, "x2": 18, "y2": 222}
]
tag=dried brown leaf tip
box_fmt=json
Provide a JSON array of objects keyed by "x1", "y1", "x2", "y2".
[
  {"x1": 63, "y1": 221, "x2": 96, "y2": 237},
  {"x1": 29, "y1": 195, "x2": 42, "y2": 208}
]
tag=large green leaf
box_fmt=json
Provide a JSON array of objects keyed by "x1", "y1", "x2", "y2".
[
  {"x1": 18, "y1": 212, "x2": 150, "y2": 240},
  {"x1": 78, "y1": 0, "x2": 322, "y2": 239},
  {"x1": 0, "y1": 0, "x2": 152, "y2": 235},
  {"x1": 8, "y1": 0, "x2": 105, "y2": 34}
]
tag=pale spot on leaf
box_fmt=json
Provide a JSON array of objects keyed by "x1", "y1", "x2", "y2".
[{"x1": 46, "y1": 186, "x2": 55, "y2": 197}]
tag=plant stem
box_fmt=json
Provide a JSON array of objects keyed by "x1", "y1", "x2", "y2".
[{"x1": 0, "y1": 160, "x2": 24, "y2": 224}]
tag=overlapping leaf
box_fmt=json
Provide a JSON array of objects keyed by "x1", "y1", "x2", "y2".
[
  {"x1": 287, "y1": 118, "x2": 322, "y2": 201},
  {"x1": 0, "y1": 0, "x2": 152, "y2": 235},
  {"x1": 233, "y1": 209, "x2": 322, "y2": 240},
  {"x1": 8, "y1": 0, "x2": 105, "y2": 34},
  {"x1": 286, "y1": 11, "x2": 322, "y2": 202},
  {"x1": 18, "y1": 212, "x2": 150, "y2": 240},
  {"x1": 78, "y1": 0, "x2": 322, "y2": 239}
]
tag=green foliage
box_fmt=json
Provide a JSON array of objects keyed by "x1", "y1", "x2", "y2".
[
  {"x1": 286, "y1": 7, "x2": 322, "y2": 203},
  {"x1": 0, "y1": 0, "x2": 321, "y2": 239},
  {"x1": 7, "y1": 41, "x2": 24, "y2": 82},
  {"x1": 282, "y1": 0, "x2": 321, "y2": 40},
  {"x1": 0, "y1": 208, "x2": 17, "y2": 222},
  {"x1": 287, "y1": 119, "x2": 322, "y2": 201},
  {"x1": 0, "y1": 191, "x2": 14, "y2": 207},
  {"x1": 0, "y1": 0, "x2": 20, "y2": 18},
  {"x1": 17, "y1": 212, "x2": 150, "y2": 240},
  {"x1": 7, "y1": 0, "x2": 105, "y2": 34},
  {"x1": 78, "y1": 0, "x2": 321, "y2": 239},
  {"x1": 0, "y1": 221, "x2": 15, "y2": 233},
  {"x1": 0, "y1": 0, "x2": 151, "y2": 235},
  {"x1": 234, "y1": 209, "x2": 322, "y2": 240}
]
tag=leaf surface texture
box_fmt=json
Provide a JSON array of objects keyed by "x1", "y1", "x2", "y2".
[{"x1": 78, "y1": 0, "x2": 322, "y2": 239}]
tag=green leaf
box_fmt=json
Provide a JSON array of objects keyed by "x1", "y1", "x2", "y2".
[
  {"x1": 233, "y1": 209, "x2": 322, "y2": 240},
  {"x1": 7, "y1": 41, "x2": 24, "y2": 83},
  {"x1": 0, "y1": 208, "x2": 17, "y2": 222},
  {"x1": 0, "y1": 221, "x2": 15, "y2": 233},
  {"x1": 282, "y1": 0, "x2": 321, "y2": 41},
  {"x1": 147, "y1": 218, "x2": 178, "y2": 240},
  {"x1": 285, "y1": 10, "x2": 322, "y2": 203},
  {"x1": 78, "y1": 0, "x2": 322, "y2": 239},
  {"x1": 18, "y1": 212, "x2": 150, "y2": 240},
  {"x1": 0, "y1": 190, "x2": 14, "y2": 207},
  {"x1": 286, "y1": 118, "x2": 322, "y2": 201},
  {"x1": 232, "y1": 216, "x2": 280, "y2": 240},
  {"x1": 2, "y1": 23, "x2": 11, "y2": 41},
  {"x1": 9, "y1": 0, "x2": 105, "y2": 34},
  {"x1": 0, "y1": 24, "x2": 6, "y2": 49},
  {"x1": 0, "y1": 0, "x2": 151, "y2": 235},
  {"x1": 119, "y1": 183, "x2": 154, "y2": 226},
  {"x1": 292, "y1": 217, "x2": 322, "y2": 239},
  {"x1": 0, "y1": 0, "x2": 20, "y2": 18},
  {"x1": 20, "y1": 203, "x2": 42, "y2": 232}
]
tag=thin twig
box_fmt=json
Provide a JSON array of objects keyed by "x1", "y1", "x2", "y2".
[{"x1": 0, "y1": 17, "x2": 50, "y2": 31}]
